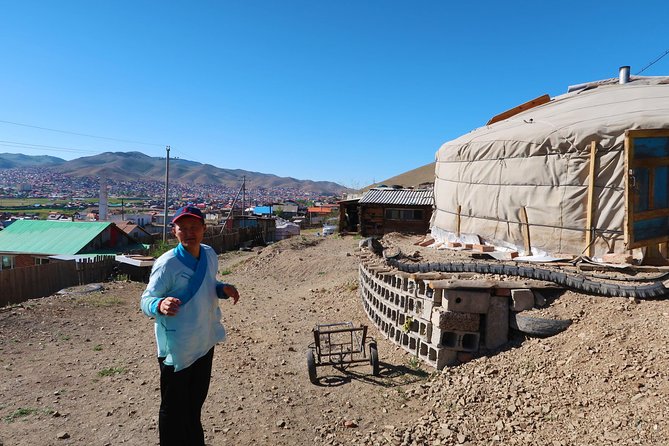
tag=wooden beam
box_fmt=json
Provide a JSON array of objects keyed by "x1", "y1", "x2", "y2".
[
  {"x1": 456, "y1": 204, "x2": 462, "y2": 237},
  {"x1": 487, "y1": 94, "x2": 551, "y2": 125},
  {"x1": 585, "y1": 141, "x2": 598, "y2": 256},
  {"x1": 624, "y1": 131, "x2": 633, "y2": 247},
  {"x1": 519, "y1": 206, "x2": 531, "y2": 255}
]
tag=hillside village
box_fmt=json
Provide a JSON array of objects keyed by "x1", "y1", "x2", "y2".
[{"x1": 1, "y1": 69, "x2": 669, "y2": 446}]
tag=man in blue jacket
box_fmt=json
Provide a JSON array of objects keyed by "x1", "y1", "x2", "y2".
[{"x1": 141, "y1": 206, "x2": 239, "y2": 446}]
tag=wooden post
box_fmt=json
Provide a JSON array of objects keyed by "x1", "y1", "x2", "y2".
[
  {"x1": 519, "y1": 206, "x2": 531, "y2": 255},
  {"x1": 456, "y1": 205, "x2": 462, "y2": 238},
  {"x1": 585, "y1": 141, "x2": 598, "y2": 256}
]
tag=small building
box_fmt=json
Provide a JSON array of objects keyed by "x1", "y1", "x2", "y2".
[
  {"x1": 109, "y1": 212, "x2": 153, "y2": 227},
  {"x1": 115, "y1": 221, "x2": 155, "y2": 244},
  {"x1": 307, "y1": 205, "x2": 338, "y2": 225},
  {"x1": 0, "y1": 220, "x2": 144, "y2": 270},
  {"x1": 357, "y1": 188, "x2": 434, "y2": 237},
  {"x1": 252, "y1": 205, "x2": 273, "y2": 216}
]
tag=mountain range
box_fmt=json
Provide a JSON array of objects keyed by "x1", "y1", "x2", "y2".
[{"x1": 0, "y1": 152, "x2": 348, "y2": 194}]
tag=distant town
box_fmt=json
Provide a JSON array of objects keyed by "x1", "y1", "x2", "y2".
[{"x1": 0, "y1": 167, "x2": 345, "y2": 230}]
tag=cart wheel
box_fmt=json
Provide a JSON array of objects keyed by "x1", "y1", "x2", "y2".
[
  {"x1": 369, "y1": 342, "x2": 380, "y2": 376},
  {"x1": 307, "y1": 350, "x2": 318, "y2": 384}
]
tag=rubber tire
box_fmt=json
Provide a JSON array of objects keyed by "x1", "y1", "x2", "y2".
[
  {"x1": 369, "y1": 342, "x2": 380, "y2": 376},
  {"x1": 509, "y1": 313, "x2": 572, "y2": 337},
  {"x1": 307, "y1": 350, "x2": 317, "y2": 384}
]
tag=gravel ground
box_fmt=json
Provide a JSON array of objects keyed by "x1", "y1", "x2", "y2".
[{"x1": 1, "y1": 233, "x2": 668, "y2": 445}]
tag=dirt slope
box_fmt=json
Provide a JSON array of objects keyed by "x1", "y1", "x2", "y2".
[{"x1": 1, "y1": 234, "x2": 668, "y2": 446}]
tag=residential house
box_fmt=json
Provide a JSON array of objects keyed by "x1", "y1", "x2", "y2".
[{"x1": 0, "y1": 220, "x2": 144, "y2": 270}]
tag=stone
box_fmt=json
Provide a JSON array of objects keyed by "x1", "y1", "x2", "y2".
[{"x1": 56, "y1": 432, "x2": 70, "y2": 440}]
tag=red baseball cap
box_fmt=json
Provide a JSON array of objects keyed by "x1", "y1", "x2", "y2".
[{"x1": 172, "y1": 206, "x2": 204, "y2": 224}]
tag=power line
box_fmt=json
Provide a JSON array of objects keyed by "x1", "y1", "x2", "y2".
[
  {"x1": 0, "y1": 119, "x2": 164, "y2": 147},
  {"x1": 0, "y1": 140, "x2": 100, "y2": 155},
  {"x1": 636, "y1": 48, "x2": 669, "y2": 75}
]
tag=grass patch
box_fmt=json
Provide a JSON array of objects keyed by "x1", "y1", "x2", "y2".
[
  {"x1": 81, "y1": 294, "x2": 124, "y2": 308},
  {"x1": 3, "y1": 407, "x2": 53, "y2": 423},
  {"x1": 93, "y1": 344, "x2": 103, "y2": 351},
  {"x1": 219, "y1": 269, "x2": 232, "y2": 276},
  {"x1": 407, "y1": 355, "x2": 422, "y2": 371},
  {"x1": 98, "y1": 366, "x2": 126, "y2": 377},
  {"x1": 149, "y1": 240, "x2": 177, "y2": 258}
]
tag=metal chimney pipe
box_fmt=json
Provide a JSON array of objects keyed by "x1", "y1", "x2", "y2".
[{"x1": 619, "y1": 66, "x2": 630, "y2": 84}]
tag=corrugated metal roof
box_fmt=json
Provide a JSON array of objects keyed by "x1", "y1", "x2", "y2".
[
  {"x1": 359, "y1": 188, "x2": 433, "y2": 206},
  {"x1": 0, "y1": 220, "x2": 112, "y2": 255}
]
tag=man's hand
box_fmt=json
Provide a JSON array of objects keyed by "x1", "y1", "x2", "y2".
[
  {"x1": 222, "y1": 285, "x2": 240, "y2": 305},
  {"x1": 159, "y1": 297, "x2": 181, "y2": 316}
]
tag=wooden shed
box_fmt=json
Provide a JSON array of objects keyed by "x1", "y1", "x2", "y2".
[{"x1": 358, "y1": 188, "x2": 433, "y2": 236}]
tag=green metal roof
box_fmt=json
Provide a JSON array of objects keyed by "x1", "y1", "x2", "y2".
[{"x1": 0, "y1": 220, "x2": 112, "y2": 255}]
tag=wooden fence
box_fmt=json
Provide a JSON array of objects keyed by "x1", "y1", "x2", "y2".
[
  {"x1": 203, "y1": 226, "x2": 268, "y2": 253},
  {"x1": 0, "y1": 256, "x2": 116, "y2": 307}
]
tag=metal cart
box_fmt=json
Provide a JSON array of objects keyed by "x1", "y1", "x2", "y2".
[{"x1": 306, "y1": 322, "x2": 379, "y2": 384}]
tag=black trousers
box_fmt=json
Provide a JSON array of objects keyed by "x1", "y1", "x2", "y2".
[{"x1": 158, "y1": 347, "x2": 214, "y2": 446}]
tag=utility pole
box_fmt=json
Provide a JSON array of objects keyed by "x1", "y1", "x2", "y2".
[
  {"x1": 242, "y1": 175, "x2": 246, "y2": 218},
  {"x1": 162, "y1": 146, "x2": 170, "y2": 243}
]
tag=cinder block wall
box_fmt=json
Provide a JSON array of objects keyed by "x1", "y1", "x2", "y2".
[{"x1": 358, "y1": 252, "x2": 521, "y2": 369}]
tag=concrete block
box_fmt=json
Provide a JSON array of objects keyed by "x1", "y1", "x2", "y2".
[
  {"x1": 439, "y1": 330, "x2": 480, "y2": 352},
  {"x1": 511, "y1": 289, "x2": 534, "y2": 311},
  {"x1": 430, "y1": 307, "x2": 480, "y2": 332},
  {"x1": 420, "y1": 343, "x2": 458, "y2": 370},
  {"x1": 443, "y1": 289, "x2": 491, "y2": 314},
  {"x1": 419, "y1": 298, "x2": 435, "y2": 320},
  {"x1": 484, "y1": 295, "x2": 509, "y2": 350}
]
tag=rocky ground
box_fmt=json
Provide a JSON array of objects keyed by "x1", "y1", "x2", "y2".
[{"x1": 1, "y1": 233, "x2": 668, "y2": 445}]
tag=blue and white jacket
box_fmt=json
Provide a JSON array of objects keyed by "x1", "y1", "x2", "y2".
[{"x1": 140, "y1": 244, "x2": 227, "y2": 371}]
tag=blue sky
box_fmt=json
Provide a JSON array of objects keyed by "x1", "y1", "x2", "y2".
[{"x1": 1, "y1": 1, "x2": 668, "y2": 188}]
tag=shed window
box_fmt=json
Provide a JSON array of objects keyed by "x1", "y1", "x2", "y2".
[{"x1": 385, "y1": 208, "x2": 424, "y2": 221}]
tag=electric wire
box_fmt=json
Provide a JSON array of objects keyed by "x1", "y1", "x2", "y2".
[
  {"x1": 0, "y1": 119, "x2": 164, "y2": 147},
  {"x1": 636, "y1": 48, "x2": 669, "y2": 75}
]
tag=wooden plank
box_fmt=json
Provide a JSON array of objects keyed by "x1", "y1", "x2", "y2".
[
  {"x1": 456, "y1": 204, "x2": 462, "y2": 237},
  {"x1": 624, "y1": 131, "x2": 633, "y2": 247},
  {"x1": 630, "y1": 156, "x2": 669, "y2": 168},
  {"x1": 487, "y1": 94, "x2": 551, "y2": 125},
  {"x1": 519, "y1": 206, "x2": 531, "y2": 255},
  {"x1": 428, "y1": 279, "x2": 496, "y2": 290},
  {"x1": 649, "y1": 168, "x2": 656, "y2": 210},
  {"x1": 633, "y1": 207, "x2": 669, "y2": 220},
  {"x1": 429, "y1": 278, "x2": 561, "y2": 290},
  {"x1": 625, "y1": 129, "x2": 669, "y2": 139},
  {"x1": 585, "y1": 141, "x2": 598, "y2": 256}
]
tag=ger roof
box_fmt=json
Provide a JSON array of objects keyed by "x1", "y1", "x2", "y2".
[
  {"x1": 0, "y1": 220, "x2": 113, "y2": 255},
  {"x1": 359, "y1": 188, "x2": 433, "y2": 206}
]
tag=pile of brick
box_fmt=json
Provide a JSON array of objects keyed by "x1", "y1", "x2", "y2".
[{"x1": 358, "y1": 251, "x2": 550, "y2": 369}]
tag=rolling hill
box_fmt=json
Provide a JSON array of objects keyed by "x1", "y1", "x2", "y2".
[
  {"x1": 366, "y1": 162, "x2": 435, "y2": 190},
  {"x1": 0, "y1": 151, "x2": 348, "y2": 194},
  {"x1": 0, "y1": 153, "x2": 66, "y2": 169}
]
